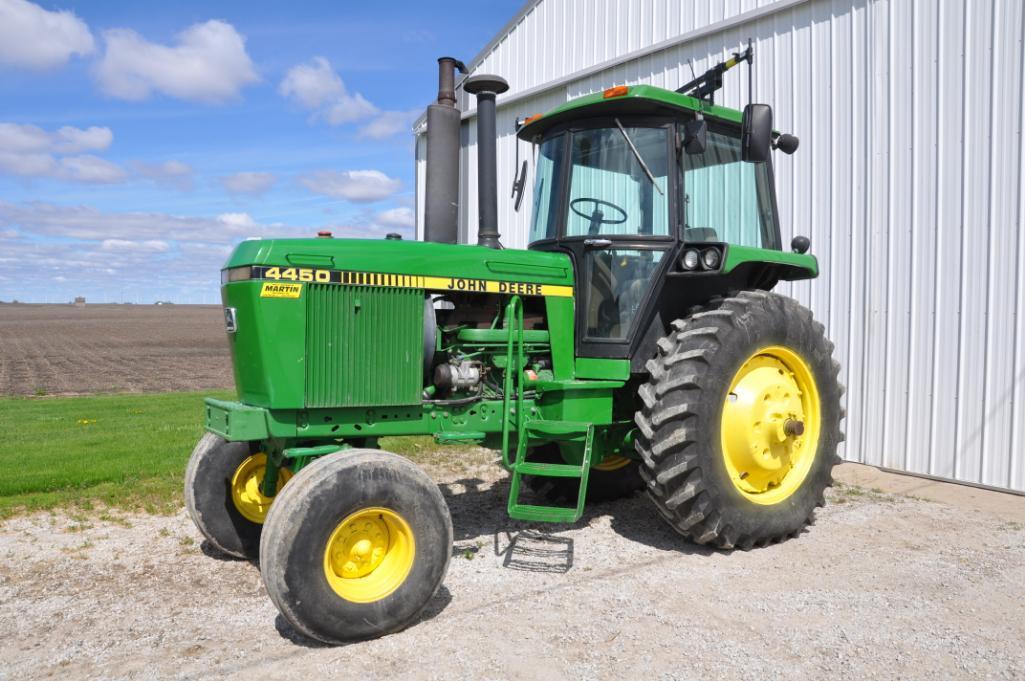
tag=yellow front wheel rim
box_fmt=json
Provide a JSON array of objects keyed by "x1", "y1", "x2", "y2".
[
  {"x1": 323, "y1": 507, "x2": 415, "y2": 603},
  {"x1": 230, "y1": 453, "x2": 292, "y2": 524},
  {"x1": 720, "y1": 346, "x2": 820, "y2": 505}
]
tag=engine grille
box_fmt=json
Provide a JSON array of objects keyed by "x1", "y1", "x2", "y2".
[{"x1": 305, "y1": 283, "x2": 424, "y2": 408}]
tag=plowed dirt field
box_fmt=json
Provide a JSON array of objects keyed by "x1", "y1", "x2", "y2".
[{"x1": 0, "y1": 304, "x2": 232, "y2": 396}]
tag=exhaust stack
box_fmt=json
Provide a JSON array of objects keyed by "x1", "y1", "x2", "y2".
[
  {"x1": 423, "y1": 57, "x2": 465, "y2": 244},
  {"x1": 464, "y1": 74, "x2": 509, "y2": 249}
]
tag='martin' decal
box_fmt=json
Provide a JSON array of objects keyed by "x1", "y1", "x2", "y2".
[
  {"x1": 248, "y1": 266, "x2": 573, "y2": 298},
  {"x1": 260, "y1": 282, "x2": 303, "y2": 299}
]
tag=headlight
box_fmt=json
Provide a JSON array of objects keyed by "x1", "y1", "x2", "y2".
[
  {"x1": 224, "y1": 307, "x2": 237, "y2": 333},
  {"x1": 701, "y1": 248, "x2": 721, "y2": 270},
  {"x1": 681, "y1": 249, "x2": 700, "y2": 270},
  {"x1": 220, "y1": 266, "x2": 252, "y2": 285}
]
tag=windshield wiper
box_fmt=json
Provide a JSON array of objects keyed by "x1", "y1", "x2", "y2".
[{"x1": 615, "y1": 118, "x2": 664, "y2": 195}]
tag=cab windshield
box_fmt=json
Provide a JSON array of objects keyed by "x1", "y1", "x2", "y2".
[{"x1": 530, "y1": 125, "x2": 670, "y2": 242}]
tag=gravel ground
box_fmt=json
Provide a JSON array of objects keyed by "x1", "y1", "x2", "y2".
[{"x1": 1, "y1": 467, "x2": 1024, "y2": 681}]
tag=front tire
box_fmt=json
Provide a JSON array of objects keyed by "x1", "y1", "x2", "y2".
[
  {"x1": 634, "y1": 291, "x2": 844, "y2": 550},
  {"x1": 185, "y1": 433, "x2": 289, "y2": 559},
  {"x1": 259, "y1": 449, "x2": 453, "y2": 643}
]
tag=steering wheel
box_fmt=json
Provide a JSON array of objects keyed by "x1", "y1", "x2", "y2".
[{"x1": 570, "y1": 198, "x2": 628, "y2": 225}]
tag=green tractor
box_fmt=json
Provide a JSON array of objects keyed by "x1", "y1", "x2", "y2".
[{"x1": 185, "y1": 48, "x2": 844, "y2": 643}]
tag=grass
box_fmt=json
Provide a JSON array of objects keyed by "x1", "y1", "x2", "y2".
[
  {"x1": 0, "y1": 391, "x2": 232, "y2": 518},
  {"x1": 0, "y1": 391, "x2": 494, "y2": 519}
]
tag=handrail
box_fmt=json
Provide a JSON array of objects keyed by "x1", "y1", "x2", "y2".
[{"x1": 500, "y1": 295, "x2": 525, "y2": 469}]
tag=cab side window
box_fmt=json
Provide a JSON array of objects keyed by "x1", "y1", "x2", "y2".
[{"x1": 681, "y1": 128, "x2": 776, "y2": 247}]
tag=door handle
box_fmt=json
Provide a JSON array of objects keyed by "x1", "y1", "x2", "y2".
[{"x1": 583, "y1": 239, "x2": 612, "y2": 250}]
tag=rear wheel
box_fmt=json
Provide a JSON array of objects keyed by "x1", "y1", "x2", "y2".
[
  {"x1": 184, "y1": 433, "x2": 291, "y2": 559},
  {"x1": 524, "y1": 444, "x2": 644, "y2": 503},
  {"x1": 260, "y1": 449, "x2": 453, "y2": 643},
  {"x1": 634, "y1": 290, "x2": 844, "y2": 549}
]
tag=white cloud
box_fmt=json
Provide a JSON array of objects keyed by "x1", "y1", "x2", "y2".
[
  {"x1": 279, "y1": 57, "x2": 377, "y2": 124},
  {"x1": 59, "y1": 154, "x2": 125, "y2": 183},
  {"x1": 100, "y1": 238, "x2": 170, "y2": 253},
  {"x1": 0, "y1": 150, "x2": 56, "y2": 176},
  {"x1": 0, "y1": 122, "x2": 112, "y2": 153},
  {"x1": 375, "y1": 207, "x2": 414, "y2": 229},
  {"x1": 358, "y1": 109, "x2": 420, "y2": 140},
  {"x1": 0, "y1": 200, "x2": 415, "y2": 302},
  {"x1": 280, "y1": 57, "x2": 412, "y2": 138},
  {"x1": 134, "y1": 159, "x2": 193, "y2": 190},
  {"x1": 0, "y1": 201, "x2": 298, "y2": 243},
  {"x1": 220, "y1": 171, "x2": 276, "y2": 195},
  {"x1": 0, "y1": 0, "x2": 94, "y2": 70},
  {"x1": 300, "y1": 169, "x2": 401, "y2": 203},
  {"x1": 216, "y1": 212, "x2": 257, "y2": 229},
  {"x1": 94, "y1": 20, "x2": 258, "y2": 103},
  {"x1": 52, "y1": 125, "x2": 113, "y2": 153},
  {"x1": 0, "y1": 122, "x2": 123, "y2": 183}
]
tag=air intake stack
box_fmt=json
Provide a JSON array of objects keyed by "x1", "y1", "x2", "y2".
[
  {"x1": 464, "y1": 74, "x2": 509, "y2": 249},
  {"x1": 423, "y1": 57, "x2": 465, "y2": 244}
]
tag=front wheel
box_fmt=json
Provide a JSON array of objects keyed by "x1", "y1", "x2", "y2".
[
  {"x1": 634, "y1": 290, "x2": 844, "y2": 550},
  {"x1": 259, "y1": 449, "x2": 453, "y2": 643},
  {"x1": 184, "y1": 433, "x2": 291, "y2": 559}
]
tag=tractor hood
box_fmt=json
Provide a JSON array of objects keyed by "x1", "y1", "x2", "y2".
[
  {"x1": 218, "y1": 237, "x2": 576, "y2": 411},
  {"x1": 222, "y1": 237, "x2": 574, "y2": 294}
]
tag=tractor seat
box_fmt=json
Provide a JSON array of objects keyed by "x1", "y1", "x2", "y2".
[{"x1": 683, "y1": 227, "x2": 718, "y2": 242}]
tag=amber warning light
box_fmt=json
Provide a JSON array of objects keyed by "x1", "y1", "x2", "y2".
[{"x1": 603, "y1": 85, "x2": 629, "y2": 98}]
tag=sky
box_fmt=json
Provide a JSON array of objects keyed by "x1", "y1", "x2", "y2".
[{"x1": 0, "y1": 0, "x2": 523, "y2": 303}]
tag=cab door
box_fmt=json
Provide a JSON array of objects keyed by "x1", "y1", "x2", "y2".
[{"x1": 552, "y1": 120, "x2": 678, "y2": 359}]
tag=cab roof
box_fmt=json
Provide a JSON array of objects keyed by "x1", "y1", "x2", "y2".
[{"x1": 516, "y1": 84, "x2": 743, "y2": 142}]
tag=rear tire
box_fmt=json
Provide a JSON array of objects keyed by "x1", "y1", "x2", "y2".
[
  {"x1": 634, "y1": 290, "x2": 844, "y2": 550},
  {"x1": 184, "y1": 433, "x2": 262, "y2": 559},
  {"x1": 260, "y1": 449, "x2": 453, "y2": 643}
]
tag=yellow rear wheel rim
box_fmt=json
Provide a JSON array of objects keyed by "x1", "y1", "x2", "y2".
[
  {"x1": 230, "y1": 453, "x2": 292, "y2": 524},
  {"x1": 323, "y1": 507, "x2": 415, "y2": 603},
  {"x1": 720, "y1": 346, "x2": 820, "y2": 505},
  {"x1": 594, "y1": 454, "x2": 633, "y2": 472}
]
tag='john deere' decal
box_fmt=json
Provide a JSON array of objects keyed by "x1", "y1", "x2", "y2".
[{"x1": 249, "y1": 266, "x2": 572, "y2": 298}]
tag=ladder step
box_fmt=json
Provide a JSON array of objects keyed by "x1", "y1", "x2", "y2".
[
  {"x1": 434, "y1": 431, "x2": 486, "y2": 444},
  {"x1": 515, "y1": 461, "x2": 584, "y2": 478},
  {"x1": 508, "y1": 504, "x2": 582, "y2": 523},
  {"x1": 525, "y1": 420, "x2": 592, "y2": 440}
]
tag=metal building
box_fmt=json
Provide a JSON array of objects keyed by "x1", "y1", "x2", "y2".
[{"x1": 413, "y1": 0, "x2": 1025, "y2": 493}]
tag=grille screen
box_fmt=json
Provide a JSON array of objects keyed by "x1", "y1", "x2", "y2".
[{"x1": 305, "y1": 284, "x2": 424, "y2": 408}]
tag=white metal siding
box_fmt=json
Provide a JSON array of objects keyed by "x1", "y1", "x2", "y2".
[{"x1": 415, "y1": 0, "x2": 1025, "y2": 492}]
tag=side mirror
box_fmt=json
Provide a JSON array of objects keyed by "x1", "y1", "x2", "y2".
[
  {"x1": 775, "y1": 133, "x2": 799, "y2": 154},
  {"x1": 682, "y1": 118, "x2": 707, "y2": 155},
  {"x1": 791, "y1": 235, "x2": 811, "y2": 254},
  {"x1": 741, "y1": 103, "x2": 773, "y2": 163}
]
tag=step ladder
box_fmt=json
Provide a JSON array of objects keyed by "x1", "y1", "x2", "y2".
[
  {"x1": 498, "y1": 295, "x2": 594, "y2": 523},
  {"x1": 507, "y1": 420, "x2": 595, "y2": 523}
]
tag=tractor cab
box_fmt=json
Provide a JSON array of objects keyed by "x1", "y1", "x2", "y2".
[{"x1": 517, "y1": 84, "x2": 790, "y2": 365}]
